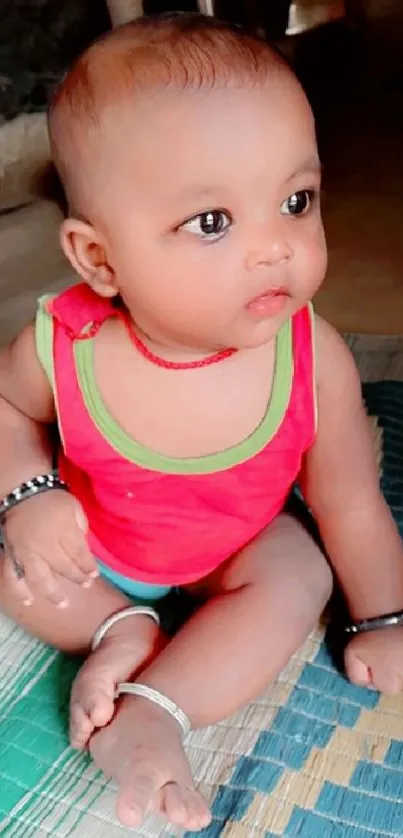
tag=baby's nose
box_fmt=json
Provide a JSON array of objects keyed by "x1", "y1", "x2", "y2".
[{"x1": 245, "y1": 221, "x2": 292, "y2": 271}]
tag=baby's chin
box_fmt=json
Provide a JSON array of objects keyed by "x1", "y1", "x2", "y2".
[
  {"x1": 230, "y1": 306, "x2": 295, "y2": 350},
  {"x1": 235, "y1": 333, "x2": 277, "y2": 352}
]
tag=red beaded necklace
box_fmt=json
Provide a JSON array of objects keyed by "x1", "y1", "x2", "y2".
[{"x1": 124, "y1": 315, "x2": 237, "y2": 370}]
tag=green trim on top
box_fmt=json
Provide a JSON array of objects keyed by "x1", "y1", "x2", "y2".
[
  {"x1": 74, "y1": 318, "x2": 294, "y2": 475},
  {"x1": 34, "y1": 295, "x2": 65, "y2": 450},
  {"x1": 35, "y1": 295, "x2": 55, "y2": 387}
]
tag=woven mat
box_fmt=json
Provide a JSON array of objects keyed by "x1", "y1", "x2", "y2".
[{"x1": 1, "y1": 333, "x2": 403, "y2": 838}]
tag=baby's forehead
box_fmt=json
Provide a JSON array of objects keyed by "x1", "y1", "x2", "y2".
[
  {"x1": 83, "y1": 79, "x2": 310, "y2": 178},
  {"x1": 48, "y1": 16, "x2": 307, "y2": 210},
  {"x1": 50, "y1": 17, "x2": 294, "y2": 140}
]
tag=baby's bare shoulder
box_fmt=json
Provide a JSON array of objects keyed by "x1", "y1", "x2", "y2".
[
  {"x1": 313, "y1": 314, "x2": 361, "y2": 405},
  {"x1": 0, "y1": 324, "x2": 55, "y2": 422}
]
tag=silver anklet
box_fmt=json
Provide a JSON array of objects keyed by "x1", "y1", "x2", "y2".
[
  {"x1": 91, "y1": 605, "x2": 160, "y2": 651},
  {"x1": 115, "y1": 683, "x2": 191, "y2": 739}
]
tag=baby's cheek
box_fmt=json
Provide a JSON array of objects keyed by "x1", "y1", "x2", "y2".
[
  {"x1": 303, "y1": 230, "x2": 328, "y2": 289},
  {"x1": 314, "y1": 237, "x2": 328, "y2": 276}
]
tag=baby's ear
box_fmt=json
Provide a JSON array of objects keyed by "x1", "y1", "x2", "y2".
[{"x1": 60, "y1": 218, "x2": 118, "y2": 298}]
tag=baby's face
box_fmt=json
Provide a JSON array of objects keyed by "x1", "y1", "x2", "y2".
[{"x1": 93, "y1": 76, "x2": 327, "y2": 350}]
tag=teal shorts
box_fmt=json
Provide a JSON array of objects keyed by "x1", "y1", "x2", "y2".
[{"x1": 97, "y1": 559, "x2": 172, "y2": 602}]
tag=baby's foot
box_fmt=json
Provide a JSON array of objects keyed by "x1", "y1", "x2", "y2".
[
  {"x1": 70, "y1": 615, "x2": 165, "y2": 750},
  {"x1": 90, "y1": 694, "x2": 211, "y2": 832}
]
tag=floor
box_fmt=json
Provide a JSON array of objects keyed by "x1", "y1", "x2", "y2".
[{"x1": 0, "y1": 5, "x2": 402, "y2": 342}]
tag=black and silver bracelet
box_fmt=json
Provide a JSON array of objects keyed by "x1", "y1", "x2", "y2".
[
  {"x1": 0, "y1": 473, "x2": 69, "y2": 525},
  {"x1": 345, "y1": 610, "x2": 403, "y2": 636}
]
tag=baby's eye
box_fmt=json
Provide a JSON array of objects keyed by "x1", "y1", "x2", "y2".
[
  {"x1": 281, "y1": 190, "x2": 316, "y2": 217},
  {"x1": 181, "y1": 210, "x2": 231, "y2": 239}
]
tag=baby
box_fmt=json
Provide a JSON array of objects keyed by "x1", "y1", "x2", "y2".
[{"x1": 1, "y1": 13, "x2": 403, "y2": 833}]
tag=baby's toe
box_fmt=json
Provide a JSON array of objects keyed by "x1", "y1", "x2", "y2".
[
  {"x1": 69, "y1": 702, "x2": 94, "y2": 750},
  {"x1": 117, "y1": 773, "x2": 159, "y2": 827},
  {"x1": 161, "y1": 782, "x2": 189, "y2": 825},
  {"x1": 162, "y1": 783, "x2": 211, "y2": 831}
]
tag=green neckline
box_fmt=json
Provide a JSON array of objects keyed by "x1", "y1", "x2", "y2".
[{"x1": 74, "y1": 319, "x2": 293, "y2": 475}]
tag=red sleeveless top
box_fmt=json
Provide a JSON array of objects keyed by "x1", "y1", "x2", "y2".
[{"x1": 36, "y1": 284, "x2": 316, "y2": 585}]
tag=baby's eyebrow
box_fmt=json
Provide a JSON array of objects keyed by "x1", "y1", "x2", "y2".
[
  {"x1": 174, "y1": 158, "x2": 323, "y2": 202},
  {"x1": 286, "y1": 157, "x2": 322, "y2": 183},
  {"x1": 173, "y1": 185, "x2": 220, "y2": 201}
]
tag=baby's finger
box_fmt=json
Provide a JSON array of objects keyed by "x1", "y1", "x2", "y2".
[
  {"x1": 344, "y1": 649, "x2": 371, "y2": 687},
  {"x1": 49, "y1": 547, "x2": 91, "y2": 586},
  {"x1": 26, "y1": 553, "x2": 69, "y2": 608},
  {"x1": 370, "y1": 667, "x2": 402, "y2": 696},
  {"x1": 3, "y1": 552, "x2": 35, "y2": 606},
  {"x1": 61, "y1": 533, "x2": 98, "y2": 579}
]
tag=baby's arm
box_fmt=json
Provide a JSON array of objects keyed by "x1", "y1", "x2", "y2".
[
  {"x1": 303, "y1": 316, "x2": 403, "y2": 692},
  {"x1": 0, "y1": 325, "x2": 97, "y2": 604},
  {"x1": 0, "y1": 324, "x2": 56, "y2": 487},
  {"x1": 304, "y1": 316, "x2": 403, "y2": 618}
]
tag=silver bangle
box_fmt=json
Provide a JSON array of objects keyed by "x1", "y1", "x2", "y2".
[
  {"x1": 92, "y1": 605, "x2": 160, "y2": 651},
  {"x1": 0, "y1": 472, "x2": 68, "y2": 525},
  {"x1": 115, "y1": 682, "x2": 191, "y2": 739},
  {"x1": 345, "y1": 609, "x2": 403, "y2": 635}
]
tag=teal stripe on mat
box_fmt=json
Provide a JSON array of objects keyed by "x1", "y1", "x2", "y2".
[{"x1": 0, "y1": 638, "x2": 80, "y2": 829}]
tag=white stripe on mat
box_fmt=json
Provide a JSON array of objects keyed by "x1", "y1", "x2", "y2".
[{"x1": 0, "y1": 619, "x2": 58, "y2": 715}]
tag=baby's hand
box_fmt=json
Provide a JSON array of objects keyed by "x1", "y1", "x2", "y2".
[
  {"x1": 2, "y1": 490, "x2": 98, "y2": 608},
  {"x1": 345, "y1": 626, "x2": 403, "y2": 695}
]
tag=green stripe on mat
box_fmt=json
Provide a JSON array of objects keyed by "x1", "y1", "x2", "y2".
[
  {"x1": 50, "y1": 769, "x2": 108, "y2": 838},
  {"x1": 4, "y1": 758, "x2": 112, "y2": 838},
  {"x1": 0, "y1": 645, "x2": 80, "y2": 832},
  {"x1": 1, "y1": 752, "x2": 82, "y2": 837},
  {"x1": 0, "y1": 643, "x2": 58, "y2": 715}
]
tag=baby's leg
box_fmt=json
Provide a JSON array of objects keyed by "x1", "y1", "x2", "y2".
[
  {"x1": 0, "y1": 555, "x2": 165, "y2": 748},
  {"x1": 90, "y1": 514, "x2": 333, "y2": 831}
]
